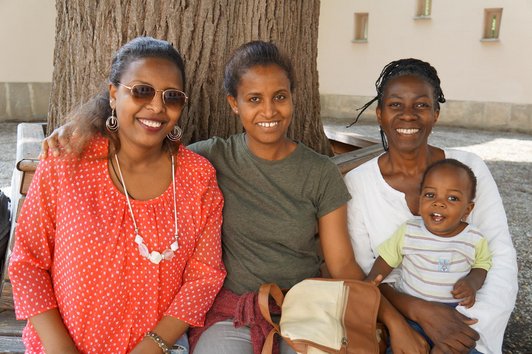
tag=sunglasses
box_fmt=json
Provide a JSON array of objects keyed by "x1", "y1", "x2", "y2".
[{"x1": 118, "y1": 83, "x2": 188, "y2": 108}]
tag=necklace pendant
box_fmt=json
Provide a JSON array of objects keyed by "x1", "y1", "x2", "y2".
[
  {"x1": 170, "y1": 241, "x2": 179, "y2": 251},
  {"x1": 149, "y1": 251, "x2": 163, "y2": 264},
  {"x1": 138, "y1": 243, "x2": 150, "y2": 258},
  {"x1": 162, "y1": 249, "x2": 175, "y2": 260}
]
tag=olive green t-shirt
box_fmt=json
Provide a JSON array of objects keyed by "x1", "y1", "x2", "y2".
[{"x1": 188, "y1": 134, "x2": 351, "y2": 295}]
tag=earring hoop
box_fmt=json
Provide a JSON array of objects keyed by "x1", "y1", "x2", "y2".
[
  {"x1": 379, "y1": 126, "x2": 389, "y2": 151},
  {"x1": 106, "y1": 109, "x2": 119, "y2": 132},
  {"x1": 167, "y1": 125, "x2": 183, "y2": 141}
]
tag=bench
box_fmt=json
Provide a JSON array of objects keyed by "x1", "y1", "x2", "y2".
[
  {"x1": 0, "y1": 123, "x2": 45, "y2": 354},
  {"x1": 324, "y1": 125, "x2": 383, "y2": 174}
]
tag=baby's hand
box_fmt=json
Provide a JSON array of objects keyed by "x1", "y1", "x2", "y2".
[{"x1": 451, "y1": 278, "x2": 476, "y2": 308}]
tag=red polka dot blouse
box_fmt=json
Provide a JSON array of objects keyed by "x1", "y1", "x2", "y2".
[{"x1": 9, "y1": 136, "x2": 226, "y2": 353}]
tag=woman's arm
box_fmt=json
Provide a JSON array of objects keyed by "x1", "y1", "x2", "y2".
[
  {"x1": 131, "y1": 317, "x2": 189, "y2": 354},
  {"x1": 8, "y1": 158, "x2": 74, "y2": 349},
  {"x1": 30, "y1": 309, "x2": 79, "y2": 354},
  {"x1": 318, "y1": 204, "x2": 364, "y2": 280},
  {"x1": 378, "y1": 295, "x2": 429, "y2": 354},
  {"x1": 380, "y1": 284, "x2": 479, "y2": 353},
  {"x1": 163, "y1": 170, "x2": 226, "y2": 326}
]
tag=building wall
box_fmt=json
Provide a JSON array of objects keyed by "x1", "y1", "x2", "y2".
[
  {"x1": 318, "y1": 0, "x2": 532, "y2": 133},
  {"x1": 0, "y1": 0, "x2": 55, "y2": 121},
  {"x1": 1, "y1": 1, "x2": 531, "y2": 132}
]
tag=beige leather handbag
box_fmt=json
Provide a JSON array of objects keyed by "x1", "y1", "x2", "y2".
[{"x1": 259, "y1": 278, "x2": 384, "y2": 354}]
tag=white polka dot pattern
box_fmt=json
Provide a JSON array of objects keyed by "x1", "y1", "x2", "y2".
[{"x1": 9, "y1": 136, "x2": 226, "y2": 353}]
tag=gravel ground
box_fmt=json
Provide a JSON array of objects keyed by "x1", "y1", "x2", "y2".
[{"x1": 0, "y1": 121, "x2": 530, "y2": 353}]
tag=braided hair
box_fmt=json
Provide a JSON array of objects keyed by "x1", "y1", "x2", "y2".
[{"x1": 348, "y1": 58, "x2": 446, "y2": 128}]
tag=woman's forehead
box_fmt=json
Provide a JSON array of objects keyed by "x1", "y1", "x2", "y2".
[{"x1": 383, "y1": 74, "x2": 434, "y2": 96}]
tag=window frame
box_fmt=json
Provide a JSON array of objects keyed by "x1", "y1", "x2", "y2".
[
  {"x1": 414, "y1": 0, "x2": 432, "y2": 19},
  {"x1": 352, "y1": 12, "x2": 369, "y2": 43},
  {"x1": 482, "y1": 8, "x2": 503, "y2": 41}
]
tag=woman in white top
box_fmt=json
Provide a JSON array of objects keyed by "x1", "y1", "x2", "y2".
[{"x1": 345, "y1": 58, "x2": 517, "y2": 354}]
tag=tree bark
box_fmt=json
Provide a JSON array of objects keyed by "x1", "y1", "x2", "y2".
[{"x1": 49, "y1": 0, "x2": 331, "y2": 154}]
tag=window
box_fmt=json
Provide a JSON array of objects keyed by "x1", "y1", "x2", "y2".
[
  {"x1": 353, "y1": 13, "x2": 369, "y2": 42},
  {"x1": 416, "y1": 0, "x2": 432, "y2": 18},
  {"x1": 482, "y1": 8, "x2": 503, "y2": 40}
]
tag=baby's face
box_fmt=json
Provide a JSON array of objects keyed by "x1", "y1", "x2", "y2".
[{"x1": 419, "y1": 165, "x2": 474, "y2": 237}]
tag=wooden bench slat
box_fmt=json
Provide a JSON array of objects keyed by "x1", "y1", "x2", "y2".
[
  {"x1": 15, "y1": 123, "x2": 45, "y2": 195},
  {"x1": 324, "y1": 126, "x2": 379, "y2": 148},
  {"x1": 332, "y1": 144, "x2": 383, "y2": 175},
  {"x1": 0, "y1": 310, "x2": 25, "y2": 337},
  {"x1": 0, "y1": 335, "x2": 25, "y2": 354}
]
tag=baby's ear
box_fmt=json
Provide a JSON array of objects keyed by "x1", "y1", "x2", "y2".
[{"x1": 463, "y1": 201, "x2": 475, "y2": 219}]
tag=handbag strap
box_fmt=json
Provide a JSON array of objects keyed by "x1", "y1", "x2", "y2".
[
  {"x1": 259, "y1": 283, "x2": 301, "y2": 354},
  {"x1": 261, "y1": 329, "x2": 277, "y2": 354},
  {"x1": 258, "y1": 283, "x2": 284, "y2": 331}
]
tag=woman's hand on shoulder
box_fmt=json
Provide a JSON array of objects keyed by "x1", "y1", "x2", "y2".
[
  {"x1": 414, "y1": 301, "x2": 479, "y2": 353},
  {"x1": 40, "y1": 122, "x2": 86, "y2": 159}
]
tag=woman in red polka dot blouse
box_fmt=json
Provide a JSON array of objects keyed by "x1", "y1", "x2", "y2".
[{"x1": 9, "y1": 37, "x2": 226, "y2": 354}]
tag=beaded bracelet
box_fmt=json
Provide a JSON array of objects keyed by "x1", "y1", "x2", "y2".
[{"x1": 145, "y1": 331, "x2": 171, "y2": 354}]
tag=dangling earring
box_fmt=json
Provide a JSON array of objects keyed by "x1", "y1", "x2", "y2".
[
  {"x1": 167, "y1": 125, "x2": 183, "y2": 141},
  {"x1": 106, "y1": 109, "x2": 119, "y2": 132},
  {"x1": 379, "y1": 126, "x2": 389, "y2": 151}
]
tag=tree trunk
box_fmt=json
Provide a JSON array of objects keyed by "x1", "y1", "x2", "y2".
[{"x1": 49, "y1": 0, "x2": 331, "y2": 155}]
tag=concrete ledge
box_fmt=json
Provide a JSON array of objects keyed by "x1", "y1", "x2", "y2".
[
  {"x1": 0, "y1": 82, "x2": 51, "y2": 122},
  {"x1": 320, "y1": 94, "x2": 376, "y2": 122},
  {"x1": 321, "y1": 94, "x2": 532, "y2": 134}
]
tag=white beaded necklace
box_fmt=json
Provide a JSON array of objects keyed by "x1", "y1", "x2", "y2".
[{"x1": 114, "y1": 154, "x2": 179, "y2": 264}]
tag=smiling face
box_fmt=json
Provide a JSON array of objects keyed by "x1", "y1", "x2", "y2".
[
  {"x1": 226, "y1": 64, "x2": 293, "y2": 153},
  {"x1": 377, "y1": 74, "x2": 439, "y2": 153},
  {"x1": 109, "y1": 57, "x2": 185, "y2": 152},
  {"x1": 419, "y1": 164, "x2": 475, "y2": 237}
]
